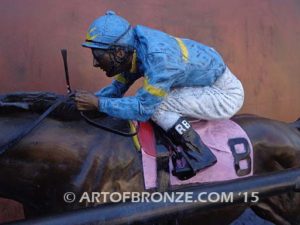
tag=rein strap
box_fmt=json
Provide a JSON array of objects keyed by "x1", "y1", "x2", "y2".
[{"x1": 0, "y1": 96, "x2": 67, "y2": 155}]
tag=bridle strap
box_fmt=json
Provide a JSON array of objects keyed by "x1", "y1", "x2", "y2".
[{"x1": 85, "y1": 25, "x2": 132, "y2": 50}]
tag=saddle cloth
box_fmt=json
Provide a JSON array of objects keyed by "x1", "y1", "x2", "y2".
[{"x1": 138, "y1": 119, "x2": 253, "y2": 189}]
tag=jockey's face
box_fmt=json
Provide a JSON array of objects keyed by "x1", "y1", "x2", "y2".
[{"x1": 92, "y1": 47, "x2": 133, "y2": 77}]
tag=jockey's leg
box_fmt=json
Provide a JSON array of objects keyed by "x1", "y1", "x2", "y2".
[
  {"x1": 167, "y1": 117, "x2": 217, "y2": 172},
  {"x1": 151, "y1": 67, "x2": 244, "y2": 172}
]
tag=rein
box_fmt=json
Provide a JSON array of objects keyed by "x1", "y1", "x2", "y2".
[
  {"x1": 0, "y1": 95, "x2": 69, "y2": 155},
  {"x1": 60, "y1": 48, "x2": 139, "y2": 137},
  {"x1": 80, "y1": 112, "x2": 139, "y2": 137},
  {"x1": 0, "y1": 49, "x2": 139, "y2": 155},
  {"x1": 0, "y1": 93, "x2": 138, "y2": 155}
]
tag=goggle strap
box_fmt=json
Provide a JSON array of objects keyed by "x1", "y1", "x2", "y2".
[{"x1": 85, "y1": 25, "x2": 132, "y2": 49}]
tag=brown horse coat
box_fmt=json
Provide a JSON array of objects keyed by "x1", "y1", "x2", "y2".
[{"x1": 0, "y1": 92, "x2": 300, "y2": 225}]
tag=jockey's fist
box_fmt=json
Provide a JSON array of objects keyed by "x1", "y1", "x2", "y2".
[{"x1": 75, "y1": 90, "x2": 99, "y2": 111}]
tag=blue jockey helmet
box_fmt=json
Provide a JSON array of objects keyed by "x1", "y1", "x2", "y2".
[{"x1": 82, "y1": 10, "x2": 135, "y2": 50}]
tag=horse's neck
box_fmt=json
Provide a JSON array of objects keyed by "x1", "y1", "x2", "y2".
[{"x1": 0, "y1": 115, "x2": 143, "y2": 206}]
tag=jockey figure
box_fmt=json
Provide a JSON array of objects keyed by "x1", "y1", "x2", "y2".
[{"x1": 76, "y1": 10, "x2": 244, "y2": 173}]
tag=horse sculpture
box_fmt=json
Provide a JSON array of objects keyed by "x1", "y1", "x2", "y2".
[{"x1": 0, "y1": 92, "x2": 300, "y2": 225}]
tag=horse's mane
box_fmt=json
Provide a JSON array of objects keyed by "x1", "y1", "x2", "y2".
[{"x1": 0, "y1": 92, "x2": 82, "y2": 121}]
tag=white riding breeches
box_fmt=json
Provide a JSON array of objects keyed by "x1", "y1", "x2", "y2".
[{"x1": 151, "y1": 67, "x2": 245, "y2": 131}]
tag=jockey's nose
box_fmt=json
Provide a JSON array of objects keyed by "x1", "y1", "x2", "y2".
[{"x1": 92, "y1": 48, "x2": 108, "y2": 69}]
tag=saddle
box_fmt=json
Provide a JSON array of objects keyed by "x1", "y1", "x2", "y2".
[{"x1": 135, "y1": 119, "x2": 253, "y2": 191}]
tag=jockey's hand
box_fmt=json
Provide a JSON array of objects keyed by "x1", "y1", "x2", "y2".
[{"x1": 75, "y1": 90, "x2": 99, "y2": 111}]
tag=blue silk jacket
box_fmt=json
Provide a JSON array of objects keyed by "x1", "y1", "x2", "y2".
[{"x1": 95, "y1": 25, "x2": 226, "y2": 121}]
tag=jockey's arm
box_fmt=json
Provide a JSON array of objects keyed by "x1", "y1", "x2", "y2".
[
  {"x1": 99, "y1": 86, "x2": 164, "y2": 121},
  {"x1": 98, "y1": 53, "x2": 183, "y2": 121},
  {"x1": 94, "y1": 73, "x2": 142, "y2": 98}
]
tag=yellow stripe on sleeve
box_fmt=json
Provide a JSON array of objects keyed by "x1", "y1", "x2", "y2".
[
  {"x1": 174, "y1": 37, "x2": 189, "y2": 62},
  {"x1": 143, "y1": 77, "x2": 167, "y2": 97}
]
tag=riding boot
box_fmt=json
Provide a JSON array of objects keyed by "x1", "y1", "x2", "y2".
[{"x1": 167, "y1": 117, "x2": 217, "y2": 173}]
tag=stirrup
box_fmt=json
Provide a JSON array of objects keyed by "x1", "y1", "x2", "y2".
[{"x1": 171, "y1": 151, "x2": 196, "y2": 180}]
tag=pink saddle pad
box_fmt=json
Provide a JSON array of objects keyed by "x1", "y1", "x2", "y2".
[{"x1": 140, "y1": 119, "x2": 253, "y2": 189}]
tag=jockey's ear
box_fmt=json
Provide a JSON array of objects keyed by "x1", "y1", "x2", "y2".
[{"x1": 115, "y1": 47, "x2": 126, "y2": 58}]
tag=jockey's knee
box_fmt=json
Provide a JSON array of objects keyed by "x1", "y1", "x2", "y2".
[
  {"x1": 151, "y1": 110, "x2": 181, "y2": 131},
  {"x1": 213, "y1": 95, "x2": 244, "y2": 120}
]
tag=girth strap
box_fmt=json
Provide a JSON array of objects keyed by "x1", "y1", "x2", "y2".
[{"x1": 156, "y1": 144, "x2": 170, "y2": 192}]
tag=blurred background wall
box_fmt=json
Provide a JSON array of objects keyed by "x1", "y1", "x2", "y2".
[{"x1": 0, "y1": 0, "x2": 300, "y2": 121}]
